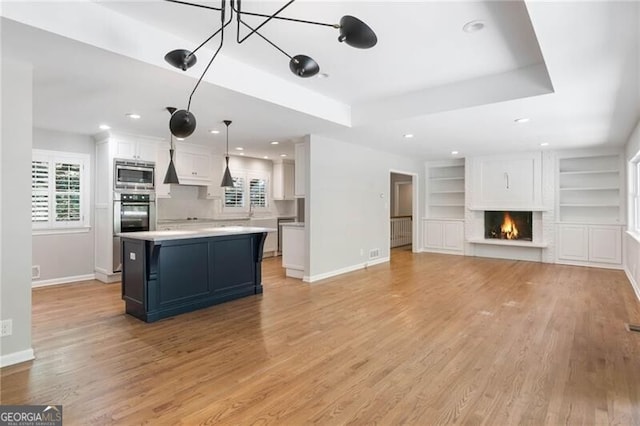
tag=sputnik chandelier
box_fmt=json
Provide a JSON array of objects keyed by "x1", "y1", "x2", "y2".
[{"x1": 164, "y1": 0, "x2": 378, "y2": 138}]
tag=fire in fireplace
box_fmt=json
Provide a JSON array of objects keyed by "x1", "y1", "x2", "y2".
[{"x1": 484, "y1": 211, "x2": 532, "y2": 241}]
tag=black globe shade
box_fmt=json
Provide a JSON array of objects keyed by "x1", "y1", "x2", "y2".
[
  {"x1": 289, "y1": 55, "x2": 320, "y2": 78},
  {"x1": 169, "y1": 109, "x2": 196, "y2": 138},
  {"x1": 165, "y1": 49, "x2": 197, "y2": 71},
  {"x1": 338, "y1": 15, "x2": 377, "y2": 49}
]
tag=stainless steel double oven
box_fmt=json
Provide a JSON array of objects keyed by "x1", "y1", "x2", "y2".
[{"x1": 113, "y1": 160, "x2": 156, "y2": 272}]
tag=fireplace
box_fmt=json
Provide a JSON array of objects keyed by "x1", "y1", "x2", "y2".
[{"x1": 484, "y1": 211, "x2": 532, "y2": 241}]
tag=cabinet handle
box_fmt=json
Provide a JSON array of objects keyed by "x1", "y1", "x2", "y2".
[{"x1": 504, "y1": 172, "x2": 509, "y2": 189}]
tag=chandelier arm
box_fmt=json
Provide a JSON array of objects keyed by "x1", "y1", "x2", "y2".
[
  {"x1": 238, "y1": 19, "x2": 293, "y2": 60},
  {"x1": 234, "y1": 0, "x2": 296, "y2": 44},
  {"x1": 237, "y1": 10, "x2": 337, "y2": 28},
  {"x1": 186, "y1": 0, "x2": 232, "y2": 111},
  {"x1": 165, "y1": 0, "x2": 221, "y2": 12},
  {"x1": 189, "y1": 26, "x2": 225, "y2": 59}
]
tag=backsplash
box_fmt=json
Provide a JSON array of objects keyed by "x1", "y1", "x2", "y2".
[{"x1": 157, "y1": 184, "x2": 296, "y2": 219}]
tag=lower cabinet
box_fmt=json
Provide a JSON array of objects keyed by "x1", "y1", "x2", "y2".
[
  {"x1": 557, "y1": 224, "x2": 621, "y2": 266},
  {"x1": 422, "y1": 220, "x2": 464, "y2": 254}
]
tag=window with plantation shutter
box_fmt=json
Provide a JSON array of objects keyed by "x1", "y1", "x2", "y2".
[
  {"x1": 249, "y1": 178, "x2": 267, "y2": 207},
  {"x1": 224, "y1": 176, "x2": 245, "y2": 208},
  {"x1": 32, "y1": 150, "x2": 90, "y2": 231}
]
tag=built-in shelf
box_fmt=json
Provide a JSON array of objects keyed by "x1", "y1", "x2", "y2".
[
  {"x1": 427, "y1": 160, "x2": 465, "y2": 220},
  {"x1": 467, "y1": 238, "x2": 548, "y2": 248},
  {"x1": 557, "y1": 154, "x2": 623, "y2": 224}
]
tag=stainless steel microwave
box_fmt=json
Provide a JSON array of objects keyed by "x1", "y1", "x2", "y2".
[{"x1": 114, "y1": 159, "x2": 155, "y2": 191}]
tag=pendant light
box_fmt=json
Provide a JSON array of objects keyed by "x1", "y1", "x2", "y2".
[
  {"x1": 163, "y1": 107, "x2": 180, "y2": 184},
  {"x1": 220, "y1": 120, "x2": 234, "y2": 187}
]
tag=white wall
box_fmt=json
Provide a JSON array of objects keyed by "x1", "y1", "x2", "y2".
[
  {"x1": 1, "y1": 59, "x2": 34, "y2": 366},
  {"x1": 624, "y1": 119, "x2": 640, "y2": 300},
  {"x1": 306, "y1": 135, "x2": 423, "y2": 281},
  {"x1": 32, "y1": 128, "x2": 95, "y2": 284}
]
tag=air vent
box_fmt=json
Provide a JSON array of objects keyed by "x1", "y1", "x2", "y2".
[
  {"x1": 32, "y1": 265, "x2": 40, "y2": 279},
  {"x1": 369, "y1": 248, "x2": 380, "y2": 259}
]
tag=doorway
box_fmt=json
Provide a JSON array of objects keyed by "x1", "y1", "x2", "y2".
[{"x1": 390, "y1": 172, "x2": 415, "y2": 251}]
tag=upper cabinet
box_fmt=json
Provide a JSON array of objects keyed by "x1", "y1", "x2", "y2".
[
  {"x1": 273, "y1": 160, "x2": 295, "y2": 200},
  {"x1": 469, "y1": 152, "x2": 543, "y2": 210},
  {"x1": 294, "y1": 143, "x2": 306, "y2": 197},
  {"x1": 114, "y1": 137, "x2": 158, "y2": 162},
  {"x1": 174, "y1": 143, "x2": 212, "y2": 185},
  {"x1": 556, "y1": 152, "x2": 623, "y2": 224}
]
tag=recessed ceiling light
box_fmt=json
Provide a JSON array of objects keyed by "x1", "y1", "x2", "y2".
[
  {"x1": 176, "y1": 137, "x2": 185, "y2": 141},
  {"x1": 280, "y1": 154, "x2": 287, "y2": 157},
  {"x1": 209, "y1": 129, "x2": 220, "y2": 134},
  {"x1": 316, "y1": 73, "x2": 330, "y2": 79},
  {"x1": 235, "y1": 147, "x2": 244, "y2": 151},
  {"x1": 514, "y1": 117, "x2": 530, "y2": 124},
  {"x1": 451, "y1": 151, "x2": 459, "y2": 155},
  {"x1": 125, "y1": 113, "x2": 141, "y2": 119},
  {"x1": 99, "y1": 124, "x2": 111, "y2": 130},
  {"x1": 463, "y1": 20, "x2": 485, "y2": 33},
  {"x1": 403, "y1": 134, "x2": 414, "y2": 139},
  {"x1": 540, "y1": 142, "x2": 549, "y2": 147},
  {"x1": 263, "y1": 156, "x2": 269, "y2": 159},
  {"x1": 270, "y1": 141, "x2": 279, "y2": 145},
  {"x1": 239, "y1": 152, "x2": 245, "y2": 156}
]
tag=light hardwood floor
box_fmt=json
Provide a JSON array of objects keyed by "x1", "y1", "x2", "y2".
[{"x1": 2, "y1": 250, "x2": 640, "y2": 425}]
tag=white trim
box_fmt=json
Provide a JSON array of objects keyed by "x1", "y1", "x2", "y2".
[
  {"x1": 94, "y1": 269, "x2": 121, "y2": 283},
  {"x1": 389, "y1": 169, "x2": 420, "y2": 254},
  {"x1": 0, "y1": 348, "x2": 35, "y2": 368},
  {"x1": 32, "y1": 273, "x2": 95, "y2": 288},
  {"x1": 556, "y1": 259, "x2": 623, "y2": 270},
  {"x1": 304, "y1": 257, "x2": 390, "y2": 283},
  {"x1": 467, "y1": 238, "x2": 548, "y2": 248},
  {"x1": 624, "y1": 266, "x2": 640, "y2": 302},
  {"x1": 420, "y1": 248, "x2": 465, "y2": 256},
  {"x1": 468, "y1": 206, "x2": 548, "y2": 211},
  {"x1": 32, "y1": 226, "x2": 91, "y2": 236}
]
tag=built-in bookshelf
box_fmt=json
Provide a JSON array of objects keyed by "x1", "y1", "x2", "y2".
[
  {"x1": 427, "y1": 160, "x2": 465, "y2": 219},
  {"x1": 557, "y1": 154, "x2": 623, "y2": 224}
]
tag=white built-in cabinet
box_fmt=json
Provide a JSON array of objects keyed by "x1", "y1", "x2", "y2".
[
  {"x1": 294, "y1": 143, "x2": 305, "y2": 198},
  {"x1": 423, "y1": 160, "x2": 465, "y2": 254},
  {"x1": 114, "y1": 138, "x2": 158, "y2": 162},
  {"x1": 555, "y1": 152, "x2": 624, "y2": 268},
  {"x1": 273, "y1": 160, "x2": 295, "y2": 200},
  {"x1": 469, "y1": 152, "x2": 542, "y2": 209},
  {"x1": 174, "y1": 143, "x2": 212, "y2": 185}
]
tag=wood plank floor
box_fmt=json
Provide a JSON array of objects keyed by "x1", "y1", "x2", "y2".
[{"x1": 2, "y1": 250, "x2": 640, "y2": 425}]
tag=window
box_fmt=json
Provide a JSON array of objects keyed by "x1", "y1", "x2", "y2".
[
  {"x1": 222, "y1": 170, "x2": 270, "y2": 212},
  {"x1": 32, "y1": 150, "x2": 90, "y2": 231}
]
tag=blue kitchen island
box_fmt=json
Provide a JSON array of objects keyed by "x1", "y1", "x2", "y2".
[{"x1": 119, "y1": 226, "x2": 274, "y2": 322}]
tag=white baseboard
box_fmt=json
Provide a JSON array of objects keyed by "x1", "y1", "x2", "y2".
[
  {"x1": 0, "y1": 348, "x2": 35, "y2": 368},
  {"x1": 623, "y1": 266, "x2": 640, "y2": 302},
  {"x1": 32, "y1": 273, "x2": 96, "y2": 288},
  {"x1": 304, "y1": 257, "x2": 390, "y2": 283},
  {"x1": 420, "y1": 248, "x2": 465, "y2": 256},
  {"x1": 94, "y1": 269, "x2": 121, "y2": 284}
]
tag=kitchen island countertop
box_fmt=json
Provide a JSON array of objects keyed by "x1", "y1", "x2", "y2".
[{"x1": 118, "y1": 226, "x2": 276, "y2": 242}]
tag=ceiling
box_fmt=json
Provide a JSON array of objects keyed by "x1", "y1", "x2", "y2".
[{"x1": 1, "y1": 1, "x2": 638, "y2": 160}]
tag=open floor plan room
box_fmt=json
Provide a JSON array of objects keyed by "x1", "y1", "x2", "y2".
[{"x1": 2, "y1": 250, "x2": 639, "y2": 424}]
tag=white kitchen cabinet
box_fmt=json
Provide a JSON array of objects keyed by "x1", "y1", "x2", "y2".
[
  {"x1": 199, "y1": 155, "x2": 225, "y2": 199},
  {"x1": 557, "y1": 224, "x2": 621, "y2": 266},
  {"x1": 174, "y1": 144, "x2": 212, "y2": 185},
  {"x1": 282, "y1": 224, "x2": 305, "y2": 278},
  {"x1": 422, "y1": 219, "x2": 464, "y2": 254},
  {"x1": 469, "y1": 152, "x2": 542, "y2": 209},
  {"x1": 273, "y1": 160, "x2": 295, "y2": 200},
  {"x1": 114, "y1": 138, "x2": 158, "y2": 162},
  {"x1": 294, "y1": 143, "x2": 305, "y2": 197}
]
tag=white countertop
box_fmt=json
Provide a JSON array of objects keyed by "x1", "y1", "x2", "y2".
[
  {"x1": 118, "y1": 226, "x2": 277, "y2": 242},
  {"x1": 281, "y1": 222, "x2": 305, "y2": 228}
]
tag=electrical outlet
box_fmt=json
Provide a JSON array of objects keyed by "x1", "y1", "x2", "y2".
[
  {"x1": 32, "y1": 265, "x2": 40, "y2": 279},
  {"x1": 1, "y1": 319, "x2": 13, "y2": 337},
  {"x1": 360, "y1": 248, "x2": 364, "y2": 256}
]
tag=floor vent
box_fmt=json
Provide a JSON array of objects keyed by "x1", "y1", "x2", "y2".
[
  {"x1": 369, "y1": 248, "x2": 380, "y2": 259},
  {"x1": 627, "y1": 323, "x2": 640, "y2": 333}
]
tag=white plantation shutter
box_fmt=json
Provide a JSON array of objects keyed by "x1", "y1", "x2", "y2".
[
  {"x1": 32, "y1": 150, "x2": 89, "y2": 230},
  {"x1": 32, "y1": 160, "x2": 50, "y2": 222},
  {"x1": 249, "y1": 178, "x2": 267, "y2": 207},
  {"x1": 224, "y1": 176, "x2": 245, "y2": 208}
]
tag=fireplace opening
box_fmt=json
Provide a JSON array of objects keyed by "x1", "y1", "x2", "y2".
[{"x1": 484, "y1": 211, "x2": 532, "y2": 241}]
